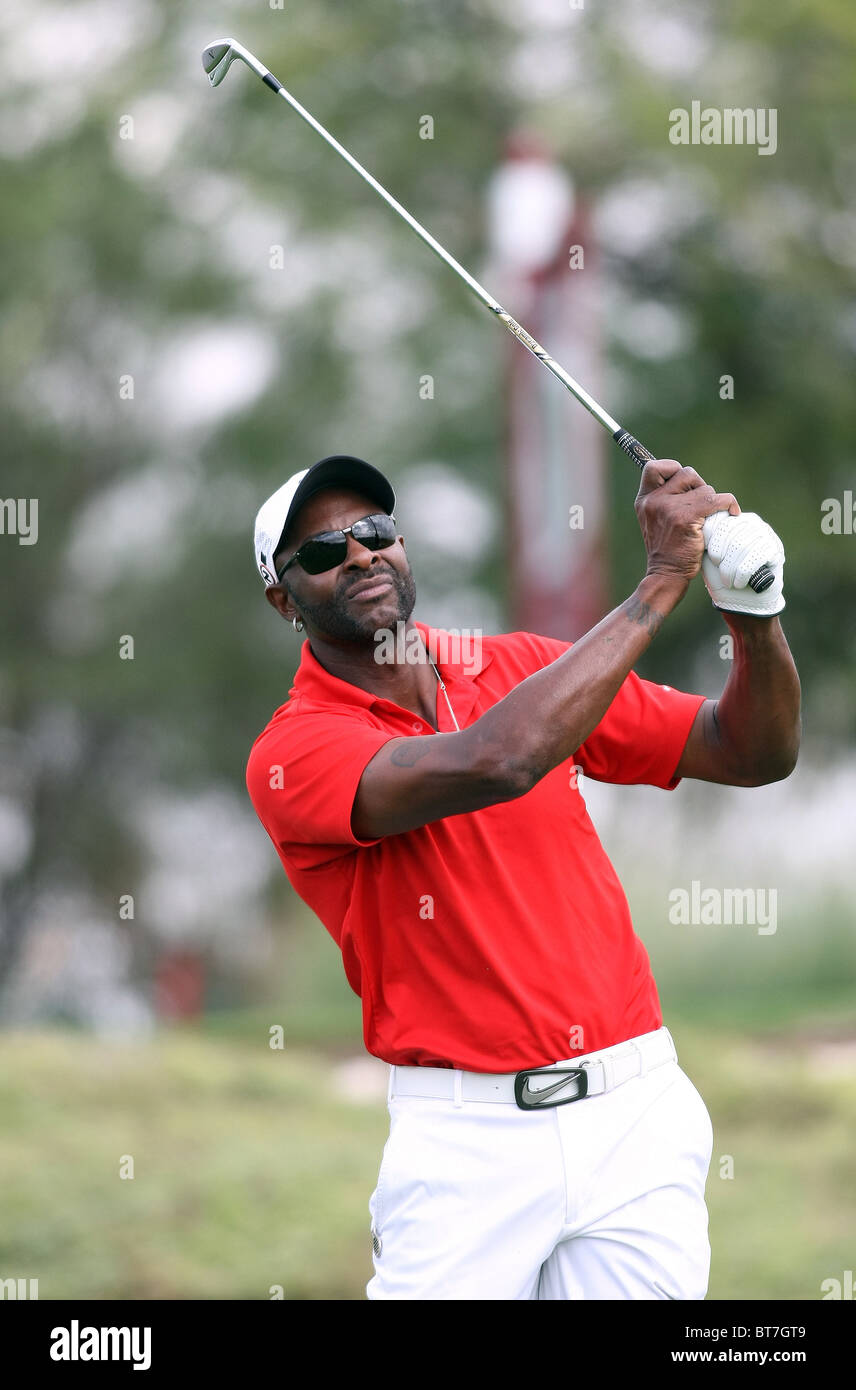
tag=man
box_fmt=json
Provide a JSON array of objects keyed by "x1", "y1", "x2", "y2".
[{"x1": 246, "y1": 452, "x2": 800, "y2": 1300}]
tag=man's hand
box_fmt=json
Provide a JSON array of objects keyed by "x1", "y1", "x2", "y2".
[
  {"x1": 635, "y1": 460, "x2": 740, "y2": 591},
  {"x1": 701, "y1": 511, "x2": 786, "y2": 616}
]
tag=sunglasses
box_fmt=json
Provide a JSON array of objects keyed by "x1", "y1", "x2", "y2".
[{"x1": 277, "y1": 512, "x2": 398, "y2": 579}]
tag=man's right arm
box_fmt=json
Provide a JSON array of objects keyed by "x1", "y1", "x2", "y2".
[{"x1": 352, "y1": 462, "x2": 738, "y2": 840}]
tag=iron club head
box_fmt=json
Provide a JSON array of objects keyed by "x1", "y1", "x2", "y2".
[
  {"x1": 202, "y1": 38, "x2": 275, "y2": 88},
  {"x1": 201, "y1": 38, "x2": 236, "y2": 86}
]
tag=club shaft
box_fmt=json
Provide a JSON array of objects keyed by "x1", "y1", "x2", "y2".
[
  {"x1": 265, "y1": 77, "x2": 621, "y2": 436},
  {"x1": 227, "y1": 48, "x2": 774, "y2": 595}
]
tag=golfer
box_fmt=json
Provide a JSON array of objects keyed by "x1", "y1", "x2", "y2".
[{"x1": 246, "y1": 452, "x2": 800, "y2": 1300}]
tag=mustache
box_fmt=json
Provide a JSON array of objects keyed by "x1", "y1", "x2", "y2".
[{"x1": 339, "y1": 563, "x2": 399, "y2": 599}]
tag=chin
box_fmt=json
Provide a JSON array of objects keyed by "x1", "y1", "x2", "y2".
[{"x1": 365, "y1": 600, "x2": 404, "y2": 635}]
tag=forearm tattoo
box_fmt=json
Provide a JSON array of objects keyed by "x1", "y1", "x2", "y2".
[{"x1": 623, "y1": 594, "x2": 666, "y2": 636}]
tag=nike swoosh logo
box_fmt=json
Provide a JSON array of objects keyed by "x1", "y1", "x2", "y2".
[{"x1": 519, "y1": 1073, "x2": 584, "y2": 1105}]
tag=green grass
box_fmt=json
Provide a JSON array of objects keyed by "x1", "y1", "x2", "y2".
[
  {"x1": 673, "y1": 1021, "x2": 856, "y2": 1300},
  {"x1": 0, "y1": 1022, "x2": 854, "y2": 1300},
  {"x1": 0, "y1": 1031, "x2": 386, "y2": 1300}
]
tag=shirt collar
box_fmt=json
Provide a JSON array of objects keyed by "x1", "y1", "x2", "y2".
[{"x1": 292, "y1": 619, "x2": 493, "y2": 711}]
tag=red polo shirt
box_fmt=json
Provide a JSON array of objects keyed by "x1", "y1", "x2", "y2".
[{"x1": 246, "y1": 621, "x2": 705, "y2": 1072}]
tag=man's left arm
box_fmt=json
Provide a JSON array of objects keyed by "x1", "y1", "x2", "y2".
[
  {"x1": 676, "y1": 616, "x2": 801, "y2": 786},
  {"x1": 675, "y1": 510, "x2": 801, "y2": 787}
]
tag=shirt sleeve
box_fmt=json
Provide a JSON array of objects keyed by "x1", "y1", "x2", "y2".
[
  {"x1": 246, "y1": 711, "x2": 397, "y2": 867},
  {"x1": 577, "y1": 671, "x2": 706, "y2": 789}
]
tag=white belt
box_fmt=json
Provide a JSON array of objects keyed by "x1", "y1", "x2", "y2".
[{"x1": 388, "y1": 1027, "x2": 677, "y2": 1109}]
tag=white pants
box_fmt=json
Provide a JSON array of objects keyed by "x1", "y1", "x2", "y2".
[{"x1": 366, "y1": 1028, "x2": 713, "y2": 1300}]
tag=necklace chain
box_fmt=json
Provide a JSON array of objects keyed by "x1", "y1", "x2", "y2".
[{"x1": 429, "y1": 661, "x2": 461, "y2": 732}]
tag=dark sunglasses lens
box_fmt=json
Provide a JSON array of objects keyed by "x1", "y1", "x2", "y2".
[
  {"x1": 298, "y1": 537, "x2": 348, "y2": 574},
  {"x1": 352, "y1": 514, "x2": 397, "y2": 549},
  {"x1": 293, "y1": 515, "x2": 395, "y2": 574}
]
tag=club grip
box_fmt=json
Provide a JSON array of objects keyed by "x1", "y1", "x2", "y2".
[
  {"x1": 612, "y1": 430, "x2": 774, "y2": 595},
  {"x1": 612, "y1": 429, "x2": 656, "y2": 469}
]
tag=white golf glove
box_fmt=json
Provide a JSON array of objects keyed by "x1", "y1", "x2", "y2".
[{"x1": 701, "y1": 511, "x2": 786, "y2": 616}]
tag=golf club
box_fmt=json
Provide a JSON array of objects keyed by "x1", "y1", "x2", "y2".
[{"x1": 201, "y1": 37, "x2": 775, "y2": 594}]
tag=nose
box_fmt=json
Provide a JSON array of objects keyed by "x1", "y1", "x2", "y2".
[{"x1": 343, "y1": 533, "x2": 383, "y2": 568}]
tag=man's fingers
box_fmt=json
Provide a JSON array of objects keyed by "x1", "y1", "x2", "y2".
[
  {"x1": 665, "y1": 466, "x2": 709, "y2": 493},
  {"x1": 637, "y1": 462, "x2": 741, "y2": 513},
  {"x1": 635, "y1": 458, "x2": 748, "y2": 585},
  {"x1": 636, "y1": 459, "x2": 684, "y2": 494},
  {"x1": 702, "y1": 492, "x2": 740, "y2": 520},
  {"x1": 674, "y1": 489, "x2": 740, "y2": 523}
]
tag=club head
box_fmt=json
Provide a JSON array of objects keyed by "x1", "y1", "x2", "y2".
[
  {"x1": 202, "y1": 37, "x2": 271, "y2": 90},
  {"x1": 202, "y1": 38, "x2": 239, "y2": 87}
]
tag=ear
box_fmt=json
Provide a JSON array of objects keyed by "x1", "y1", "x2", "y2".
[{"x1": 265, "y1": 584, "x2": 294, "y2": 621}]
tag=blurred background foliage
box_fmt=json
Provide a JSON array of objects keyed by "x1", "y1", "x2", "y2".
[{"x1": 0, "y1": 0, "x2": 854, "y2": 1299}]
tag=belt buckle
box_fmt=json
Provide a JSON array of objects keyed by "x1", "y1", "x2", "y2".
[{"x1": 514, "y1": 1066, "x2": 589, "y2": 1110}]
